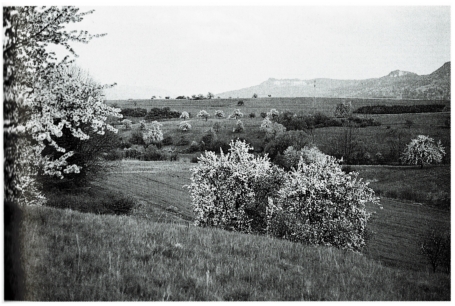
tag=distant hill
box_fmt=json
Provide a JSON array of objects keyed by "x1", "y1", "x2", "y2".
[{"x1": 217, "y1": 62, "x2": 450, "y2": 100}]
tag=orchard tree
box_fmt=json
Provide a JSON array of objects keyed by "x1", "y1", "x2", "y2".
[
  {"x1": 207, "y1": 92, "x2": 214, "y2": 99},
  {"x1": 267, "y1": 108, "x2": 279, "y2": 120},
  {"x1": 4, "y1": 6, "x2": 119, "y2": 207},
  {"x1": 229, "y1": 109, "x2": 243, "y2": 120},
  {"x1": 214, "y1": 110, "x2": 225, "y2": 118},
  {"x1": 179, "y1": 121, "x2": 192, "y2": 132},
  {"x1": 180, "y1": 111, "x2": 190, "y2": 120},
  {"x1": 197, "y1": 110, "x2": 210, "y2": 121},
  {"x1": 142, "y1": 121, "x2": 163, "y2": 146},
  {"x1": 260, "y1": 117, "x2": 286, "y2": 141},
  {"x1": 401, "y1": 135, "x2": 446, "y2": 168},
  {"x1": 252, "y1": 93, "x2": 258, "y2": 98}
]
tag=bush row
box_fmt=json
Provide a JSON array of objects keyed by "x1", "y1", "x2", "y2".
[{"x1": 354, "y1": 104, "x2": 447, "y2": 114}]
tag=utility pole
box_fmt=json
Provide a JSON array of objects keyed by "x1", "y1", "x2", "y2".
[{"x1": 313, "y1": 79, "x2": 316, "y2": 110}]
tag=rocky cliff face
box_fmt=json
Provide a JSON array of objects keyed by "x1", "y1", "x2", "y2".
[{"x1": 217, "y1": 62, "x2": 450, "y2": 100}]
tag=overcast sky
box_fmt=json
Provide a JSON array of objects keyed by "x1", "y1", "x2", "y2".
[{"x1": 55, "y1": 5, "x2": 450, "y2": 96}]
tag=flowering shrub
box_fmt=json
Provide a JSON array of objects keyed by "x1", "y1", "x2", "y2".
[
  {"x1": 267, "y1": 108, "x2": 279, "y2": 120},
  {"x1": 179, "y1": 121, "x2": 192, "y2": 132},
  {"x1": 187, "y1": 140, "x2": 282, "y2": 233},
  {"x1": 233, "y1": 120, "x2": 245, "y2": 133},
  {"x1": 267, "y1": 155, "x2": 380, "y2": 251},
  {"x1": 142, "y1": 121, "x2": 163, "y2": 146},
  {"x1": 229, "y1": 109, "x2": 244, "y2": 120},
  {"x1": 187, "y1": 140, "x2": 380, "y2": 251},
  {"x1": 401, "y1": 135, "x2": 446, "y2": 168},
  {"x1": 215, "y1": 110, "x2": 225, "y2": 118},
  {"x1": 180, "y1": 111, "x2": 190, "y2": 120},
  {"x1": 260, "y1": 117, "x2": 286, "y2": 140},
  {"x1": 197, "y1": 110, "x2": 210, "y2": 121}
]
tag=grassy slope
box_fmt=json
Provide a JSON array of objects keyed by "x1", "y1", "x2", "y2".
[
  {"x1": 94, "y1": 161, "x2": 450, "y2": 273},
  {"x1": 21, "y1": 205, "x2": 450, "y2": 301}
]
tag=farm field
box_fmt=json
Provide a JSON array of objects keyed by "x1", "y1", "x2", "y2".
[
  {"x1": 106, "y1": 97, "x2": 449, "y2": 117},
  {"x1": 95, "y1": 160, "x2": 450, "y2": 274}
]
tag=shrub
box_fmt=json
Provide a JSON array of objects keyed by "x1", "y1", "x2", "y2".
[
  {"x1": 162, "y1": 135, "x2": 173, "y2": 146},
  {"x1": 179, "y1": 121, "x2": 192, "y2": 132},
  {"x1": 187, "y1": 141, "x2": 200, "y2": 153},
  {"x1": 334, "y1": 101, "x2": 353, "y2": 118},
  {"x1": 420, "y1": 228, "x2": 450, "y2": 273},
  {"x1": 267, "y1": 154, "x2": 379, "y2": 251},
  {"x1": 233, "y1": 120, "x2": 245, "y2": 133},
  {"x1": 129, "y1": 130, "x2": 145, "y2": 145},
  {"x1": 237, "y1": 100, "x2": 244, "y2": 106},
  {"x1": 145, "y1": 107, "x2": 181, "y2": 121},
  {"x1": 122, "y1": 119, "x2": 132, "y2": 130},
  {"x1": 187, "y1": 140, "x2": 284, "y2": 233},
  {"x1": 142, "y1": 121, "x2": 164, "y2": 146},
  {"x1": 249, "y1": 112, "x2": 256, "y2": 118},
  {"x1": 187, "y1": 140, "x2": 379, "y2": 251},
  {"x1": 197, "y1": 110, "x2": 210, "y2": 121},
  {"x1": 401, "y1": 135, "x2": 445, "y2": 168},
  {"x1": 229, "y1": 109, "x2": 244, "y2": 120},
  {"x1": 139, "y1": 120, "x2": 147, "y2": 130},
  {"x1": 180, "y1": 111, "x2": 190, "y2": 120},
  {"x1": 264, "y1": 130, "x2": 308, "y2": 161},
  {"x1": 200, "y1": 128, "x2": 218, "y2": 151},
  {"x1": 143, "y1": 145, "x2": 165, "y2": 161},
  {"x1": 175, "y1": 136, "x2": 190, "y2": 146},
  {"x1": 121, "y1": 108, "x2": 147, "y2": 117},
  {"x1": 267, "y1": 108, "x2": 279, "y2": 120},
  {"x1": 260, "y1": 112, "x2": 267, "y2": 119},
  {"x1": 214, "y1": 110, "x2": 225, "y2": 118},
  {"x1": 260, "y1": 117, "x2": 286, "y2": 141},
  {"x1": 213, "y1": 122, "x2": 222, "y2": 133}
]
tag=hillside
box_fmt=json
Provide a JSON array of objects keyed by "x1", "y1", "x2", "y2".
[
  {"x1": 217, "y1": 62, "x2": 450, "y2": 100},
  {"x1": 20, "y1": 205, "x2": 450, "y2": 301}
]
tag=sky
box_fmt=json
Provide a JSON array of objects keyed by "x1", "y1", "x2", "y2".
[{"x1": 48, "y1": 4, "x2": 451, "y2": 97}]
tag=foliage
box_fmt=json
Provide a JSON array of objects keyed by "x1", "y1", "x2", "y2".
[
  {"x1": 282, "y1": 146, "x2": 327, "y2": 170},
  {"x1": 260, "y1": 117, "x2": 286, "y2": 141},
  {"x1": 145, "y1": 107, "x2": 181, "y2": 121},
  {"x1": 187, "y1": 140, "x2": 281, "y2": 233},
  {"x1": 267, "y1": 154, "x2": 380, "y2": 251},
  {"x1": 264, "y1": 130, "x2": 308, "y2": 161},
  {"x1": 179, "y1": 121, "x2": 192, "y2": 132},
  {"x1": 142, "y1": 121, "x2": 163, "y2": 146},
  {"x1": 229, "y1": 109, "x2": 244, "y2": 120},
  {"x1": 179, "y1": 111, "x2": 190, "y2": 120},
  {"x1": 354, "y1": 104, "x2": 447, "y2": 114},
  {"x1": 200, "y1": 128, "x2": 218, "y2": 151},
  {"x1": 401, "y1": 135, "x2": 445, "y2": 168},
  {"x1": 197, "y1": 110, "x2": 210, "y2": 121},
  {"x1": 121, "y1": 108, "x2": 147, "y2": 117},
  {"x1": 334, "y1": 101, "x2": 353, "y2": 118},
  {"x1": 187, "y1": 140, "x2": 379, "y2": 251},
  {"x1": 4, "y1": 6, "x2": 118, "y2": 207},
  {"x1": 214, "y1": 110, "x2": 225, "y2": 118},
  {"x1": 162, "y1": 135, "x2": 173, "y2": 146},
  {"x1": 212, "y1": 122, "x2": 222, "y2": 133},
  {"x1": 267, "y1": 109, "x2": 279, "y2": 120},
  {"x1": 233, "y1": 120, "x2": 245, "y2": 133},
  {"x1": 122, "y1": 119, "x2": 132, "y2": 130},
  {"x1": 419, "y1": 228, "x2": 450, "y2": 273},
  {"x1": 138, "y1": 120, "x2": 147, "y2": 130}
]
